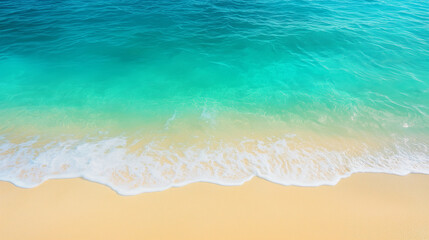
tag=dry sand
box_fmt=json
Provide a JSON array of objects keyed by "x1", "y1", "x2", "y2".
[{"x1": 1, "y1": 173, "x2": 429, "y2": 240}]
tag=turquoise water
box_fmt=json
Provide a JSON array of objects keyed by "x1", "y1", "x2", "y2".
[{"x1": 0, "y1": 0, "x2": 428, "y2": 194}]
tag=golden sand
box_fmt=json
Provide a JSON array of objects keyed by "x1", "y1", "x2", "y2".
[{"x1": 1, "y1": 173, "x2": 429, "y2": 240}]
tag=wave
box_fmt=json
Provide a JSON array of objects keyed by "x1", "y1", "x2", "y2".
[{"x1": 1, "y1": 134, "x2": 427, "y2": 195}]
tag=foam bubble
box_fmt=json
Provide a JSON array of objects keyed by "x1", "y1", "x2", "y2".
[{"x1": 0, "y1": 134, "x2": 427, "y2": 195}]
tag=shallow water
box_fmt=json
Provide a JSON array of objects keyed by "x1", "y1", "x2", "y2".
[{"x1": 0, "y1": 0, "x2": 428, "y2": 194}]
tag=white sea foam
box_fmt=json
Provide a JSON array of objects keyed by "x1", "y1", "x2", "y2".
[{"x1": 0, "y1": 134, "x2": 428, "y2": 195}]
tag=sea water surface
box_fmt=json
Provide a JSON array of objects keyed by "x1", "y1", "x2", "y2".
[{"x1": 0, "y1": 0, "x2": 428, "y2": 194}]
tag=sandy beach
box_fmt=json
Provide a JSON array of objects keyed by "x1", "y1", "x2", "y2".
[{"x1": 1, "y1": 173, "x2": 429, "y2": 240}]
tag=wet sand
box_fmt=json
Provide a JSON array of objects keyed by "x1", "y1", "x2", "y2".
[{"x1": 1, "y1": 173, "x2": 429, "y2": 240}]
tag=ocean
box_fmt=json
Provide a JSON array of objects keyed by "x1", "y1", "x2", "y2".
[{"x1": 0, "y1": 0, "x2": 428, "y2": 194}]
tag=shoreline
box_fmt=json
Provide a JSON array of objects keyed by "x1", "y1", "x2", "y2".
[
  {"x1": 2, "y1": 132, "x2": 426, "y2": 195},
  {"x1": 3, "y1": 170, "x2": 428, "y2": 195},
  {"x1": 2, "y1": 173, "x2": 429, "y2": 239}
]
